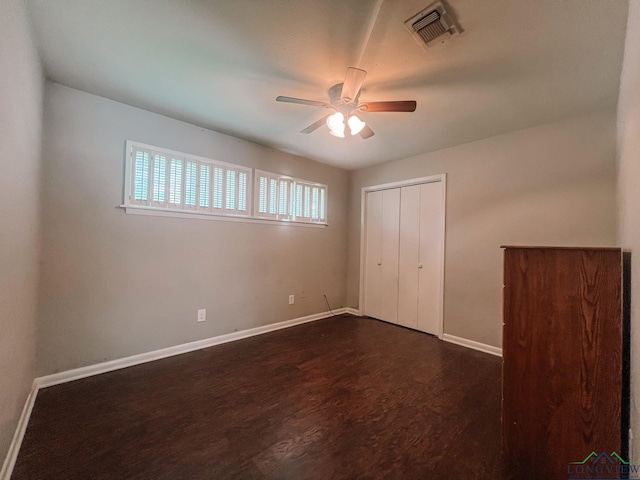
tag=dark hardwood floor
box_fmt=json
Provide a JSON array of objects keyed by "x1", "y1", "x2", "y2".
[{"x1": 12, "y1": 315, "x2": 516, "y2": 479}]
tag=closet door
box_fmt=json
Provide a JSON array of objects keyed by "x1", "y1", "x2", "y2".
[
  {"x1": 363, "y1": 190, "x2": 383, "y2": 320},
  {"x1": 417, "y1": 181, "x2": 444, "y2": 335},
  {"x1": 397, "y1": 181, "x2": 444, "y2": 335},
  {"x1": 397, "y1": 185, "x2": 420, "y2": 329},
  {"x1": 364, "y1": 188, "x2": 400, "y2": 323}
]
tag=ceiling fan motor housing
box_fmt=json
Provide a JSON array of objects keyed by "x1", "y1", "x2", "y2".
[{"x1": 328, "y1": 83, "x2": 360, "y2": 111}]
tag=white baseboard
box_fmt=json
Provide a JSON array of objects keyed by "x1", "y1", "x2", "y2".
[
  {"x1": 1, "y1": 308, "x2": 348, "y2": 480},
  {"x1": 37, "y1": 308, "x2": 348, "y2": 389},
  {"x1": 442, "y1": 333, "x2": 502, "y2": 357},
  {"x1": 1, "y1": 381, "x2": 38, "y2": 480},
  {"x1": 344, "y1": 307, "x2": 361, "y2": 316}
]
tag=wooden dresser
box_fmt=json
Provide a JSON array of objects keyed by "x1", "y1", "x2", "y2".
[{"x1": 501, "y1": 246, "x2": 624, "y2": 479}]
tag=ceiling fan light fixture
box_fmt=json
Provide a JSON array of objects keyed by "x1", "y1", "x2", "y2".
[
  {"x1": 348, "y1": 115, "x2": 366, "y2": 136},
  {"x1": 278, "y1": 66, "x2": 417, "y2": 140},
  {"x1": 329, "y1": 127, "x2": 345, "y2": 138},
  {"x1": 327, "y1": 112, "x2": 345, "y2": 137}
]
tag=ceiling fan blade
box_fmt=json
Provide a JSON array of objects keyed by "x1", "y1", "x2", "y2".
[
  {"x1": 359, "y1": 125, "x2": 375, "y2": 139},
  {"x1": 301, "y1": 115, "x2": 331, "y2": 134},
  {"x1": 341, "y1": 67, "x2": 367, "y2": 103},
  {"x1": 360, "y1": 101, "x2": 417, "y2": 113},
  {"x1": 276, "y1": 96, "x2": 329, "y2": 108}
]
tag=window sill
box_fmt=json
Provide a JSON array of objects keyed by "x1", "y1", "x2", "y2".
[{"x1": 118, "y1": 205, "x2": 328, "y2": 228}]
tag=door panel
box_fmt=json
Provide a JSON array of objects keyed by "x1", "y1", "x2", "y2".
[
  {"x1": 417, "y1": 181, "x2": 444, "y2": 335},
  {"x1": 398, "y1": 185, "x2": 420, "y2": 329},
  {"x1": 363, "y1": 190, "x2": 383, "y2": 320},
  {"x1": 380, "y1": 188, "x2": 400, "y2": 324}
]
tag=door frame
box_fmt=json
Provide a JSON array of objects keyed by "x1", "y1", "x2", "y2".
[{"x1": 359, "y1": 173, "x2": 447, "y2": 339}]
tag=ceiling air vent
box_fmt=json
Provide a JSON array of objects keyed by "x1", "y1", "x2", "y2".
[{"x1": 404, "y1": 1, "x2": 462, "y2": 50}]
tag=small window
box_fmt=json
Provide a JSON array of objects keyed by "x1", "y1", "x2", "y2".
[
  {"x1": 254, "y1": 170, "x2": 327, "y2": 224},
  {"x1": 124, "y1": 141, "x2": 251, "y2": 218}
]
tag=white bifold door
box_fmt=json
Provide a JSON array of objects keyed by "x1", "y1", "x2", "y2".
[
  {"x1": 363, "y1": 180, "x2": 444, "y2": 336},
  {"x1": 363, "y1": 188, "x2": 401, "y2": 324}
]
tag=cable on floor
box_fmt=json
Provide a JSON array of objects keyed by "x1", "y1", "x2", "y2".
[{"x1": 323, "y1": 294, "x2": 335, "y2": 315}]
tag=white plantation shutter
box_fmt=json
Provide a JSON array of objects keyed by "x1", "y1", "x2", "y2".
[
  {"x1": 295, "y1": 184, "x2": 303, "y2": 218},
  {"x1": 213, "y1": 167, "x2": 224, "y2": 210},
  {"x1": 278, "y1": 180, "x2": 288, "y2": 216},
  {"x1": 254, "y1": 170, "x2": 327, "y2": 224},
  {"x1": 169, "y1": 157, "x2": 183, "y2": 208},
  {"x1": 131, "y1": 148, "x2": 151, "y2": 205},
  {"x1": 319, "y1": 187, "x2": 326, "y2": 221},
  {"x1": 311, "y1": 186, "x2": 319, "y2": 220},
  {"x1": 303, "y1": 185, "x2": 311, "y2": 219},
  {"x1": 199, "y1": 164, "x2": 211, "y2": 209},
  {"x1": 292, "y1": 180, "x2": 327, "y2": 224},
  {"x1": 238, "y1": 171, "x2": 248, "y2": 213},
  {"x1": 254, "y1": 171, "x2": 278, "y2": 219},
  {"x1": 278, "y1": 178, "x2": 294, "y2": 221},
  {"x1": 216, "y1": 167, "x2": 248, "y2": 214},
  {"x1": 258, "y1": 175, "x2": 268, "y2": 215},
  {"x1": 269, "y1": 178, "x2": 278, "y2": 215},
  {"x1": 226, "y1": 169, "x2": 237, "y2": 212},
  {"x1": 184, "y1": 160, "x2": 197, "y2": 209},
  {"x1": 125, "y1": 141, "x2": 251, "y2": 218},
  {"x1": 151, "y1": 153, "x2": 167, "y2": 208}
]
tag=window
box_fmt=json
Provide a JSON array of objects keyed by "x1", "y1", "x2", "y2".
[
  {"x1": 124, "y1": 141, "x2": 327, "y2": 226},
  {"x1": 124, "y1": 141, "x2": 251, "y2": 218},
  {"x1": 254, "y1": 170, "x2": 328, "y2": 224}
]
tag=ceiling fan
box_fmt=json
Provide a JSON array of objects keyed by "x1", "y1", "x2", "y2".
[{"x1": 276, "y1": 67, "x2": 417, "y2": 140}]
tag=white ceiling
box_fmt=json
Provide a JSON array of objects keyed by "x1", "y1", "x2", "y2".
[{"x1": 26, "y1": 0, "x2": 629, "y2": 170}]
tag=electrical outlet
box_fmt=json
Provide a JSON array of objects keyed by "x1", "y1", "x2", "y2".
[
  {"x1": 288, "y1": 295, "x2": 294, "y2": 305},
  {"x1": 197, "y1": 309, "x2": 206, "y2": 322}
]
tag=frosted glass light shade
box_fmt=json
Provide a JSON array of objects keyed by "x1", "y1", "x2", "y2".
[
  {"x1": 327, "y1": 112, "x2": 345, "y2": 138},
  {"x1": 348, "y1": 115, "x2": 366, "y2": 135}
]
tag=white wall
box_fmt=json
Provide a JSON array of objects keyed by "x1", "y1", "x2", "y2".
[
  {"x1": 348, "y1": 110, "x2": 618, "y2": 348},
  {"x1": 37, "y1": 82, "x2": 349, "y2": 376},
  {"x1": 0, "y1": 0, "x2": 43, "y2": 467},
  {"x1": 617, "y1": 0, "x2": 640, "y2": 462}
]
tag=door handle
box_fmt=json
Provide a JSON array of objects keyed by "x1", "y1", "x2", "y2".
[
  {"x1": 418, "y1": 264, "x2": 423, "y2": 269},
  {"x1": 377, "y1": 262, "x2": 382, "y2": 266}
]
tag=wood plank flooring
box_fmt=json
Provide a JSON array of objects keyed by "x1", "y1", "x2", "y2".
[{"x1": 12, "y1": 315, "x2": 516, "y2": 479}]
